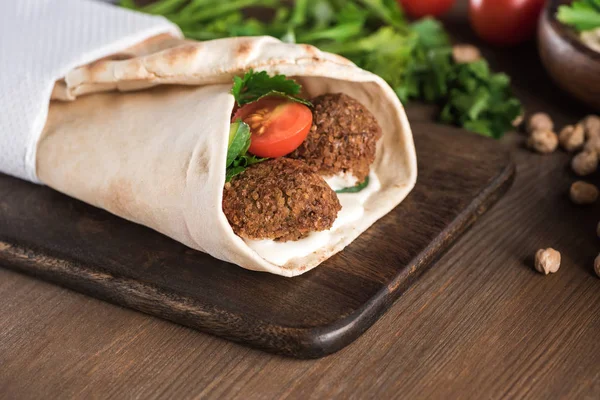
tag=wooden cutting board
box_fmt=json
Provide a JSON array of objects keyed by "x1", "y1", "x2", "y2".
[{"x1": 0, "y1": 119, "x2": 514, "y2": 359}]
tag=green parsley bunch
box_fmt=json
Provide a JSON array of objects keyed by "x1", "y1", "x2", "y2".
[{"x1": 121, "y1": 0, "x2": 522, "y2": 138}]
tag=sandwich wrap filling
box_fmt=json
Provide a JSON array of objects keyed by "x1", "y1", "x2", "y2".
[{"x1": 39, "y1": 35, "x2": 417, "y2": 276}]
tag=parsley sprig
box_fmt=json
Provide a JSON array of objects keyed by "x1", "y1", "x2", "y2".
[
  {"x1": 225, "y1": 71, "x2": 313, "y2": 181},
  {"x1": 231, "y1": 70, "x2": 311, "y2": 107},
  {"x1": 440, "y1": 61, "x2": 522, "y2": 139}
]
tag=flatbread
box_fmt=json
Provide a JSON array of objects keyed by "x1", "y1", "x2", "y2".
[{"x1": 39, "y1": 35, "x2": 417, "y2": 276}]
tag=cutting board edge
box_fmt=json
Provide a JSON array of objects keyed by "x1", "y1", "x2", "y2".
[
  {"x1": 301, "y1": 153, "x2": 516, "y2": 358},
  {"x1": 0, "y1": 153, "x2": 515, "y2": 359}
]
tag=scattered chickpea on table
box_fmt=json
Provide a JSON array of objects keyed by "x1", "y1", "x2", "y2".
[
  {"x1": 525, "y1": 113, "x2": 600, "y2": 278},
  {"x1": 535, "y1": 248, "x2": 561, "y2": 275},
  {"x1": 570, "y1": 181, "x2": 599, "y2": 205},
  {"x1": 451, "y1": 44, "x2": 482, "y2": 64},
  {"x1": 558, "y1": 124, "x2": 584, "y2": 152},
  {"x1": 571, "y1": 150, "x2": 598, "y2": 176}
]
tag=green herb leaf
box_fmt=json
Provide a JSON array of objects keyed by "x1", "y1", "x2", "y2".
[
  {"x1": 439, "y1": 61, "x2": 522, "y2": 139},
  {"x1": 226, "y1": 120, "x2": 251, "y2": 167},
  {"x1": 411, "y1": 18, "x2": 450, "y2": 48},
  {"x1": 358, "y1": 0, "x2": 406, "y2": 31},
  {"x1": 226, "y1": 154, "x2": 268, "y2": 182},
  {"x1": 233, "y1": 154, "x2": 267, "y2": 168},
  {"x1": 225, "y1": 166, "x2": 246, "y2": 182},
  {"x1": 558, "y1": 1, "x2": 600, "y2": 32},
  {"x1": 225, "y1": 121, "x2": 268, "y2": 182},
  {"x1": 231, "y1": 70, "x2": 312, "y2": 107},
  {"x1": 336, "y1": 176, "x2": 370, "y2": 193}
]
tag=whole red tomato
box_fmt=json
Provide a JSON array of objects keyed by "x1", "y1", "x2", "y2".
[
  {"x1": 399, "y1": 0, "x2": 456, "y2": 18},
  {"x1": 469, "y1": 0, "x2": 546, "y2": 46}
]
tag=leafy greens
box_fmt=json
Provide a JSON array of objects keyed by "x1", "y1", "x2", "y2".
[
  {"x1": 226, "y1": 71, "x2": 313, "y2": 181},
  {"x1": 440, "y1": 61, "x2": 522, "y2": 139},
  {"x1": 231, "y1": 70, "x2": 311, "y2": 106},
  {"x1": 557, "y1": 0, "x2": 600, "y2": 32},
  {"x1": 226, "y1": 120, "x2": 267, "y2": 182},
  {"x1": 121, "y1": 0, "x2": 522, "y2": 139}
]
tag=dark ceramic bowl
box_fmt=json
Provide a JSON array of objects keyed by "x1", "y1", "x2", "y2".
[{"x1": 538, "y1": 0, "x2": 600, "y2": 111}]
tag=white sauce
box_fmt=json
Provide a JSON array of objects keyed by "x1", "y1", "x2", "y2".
[
  {"x1": 243, "y1": 171, "x2": 381, "y2": 266},
  {"x1": 323, "y1": 172, "x2": 358, "y2": 191}
]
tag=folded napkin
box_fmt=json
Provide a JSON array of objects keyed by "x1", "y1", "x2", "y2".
[{"x1": 0, "y1": 0, "x2": 180, "y2": 182}]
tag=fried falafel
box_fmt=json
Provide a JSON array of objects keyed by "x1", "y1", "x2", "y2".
[
  {"x1": 288, "y1": 93, "x2": 382, "y2": 182},
  {"x1": 222, "y1": 158, "x2": 341, "y2": 242}
]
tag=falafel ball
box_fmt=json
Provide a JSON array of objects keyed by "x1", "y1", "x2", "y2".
[
  {"x1": 288, "y1": 93, "x2": 382, "y2": 182},
  {"x1": 222, "y1": 158, "x2": 341, "y2": 242}
]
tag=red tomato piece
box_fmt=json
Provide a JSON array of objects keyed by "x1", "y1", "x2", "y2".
[
  {"x1": 232, "y1": 97, "x2": 313, "y2": 158},
  {"x1": 469, "y1": 0, "x2": 545, "y2": 46},
  {"x1": 399, "y1": 0, "x2": 456, "y2": 18}
]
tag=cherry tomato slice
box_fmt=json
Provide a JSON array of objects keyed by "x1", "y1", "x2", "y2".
[{"x1": 232, "y1": 97, "x2": 312, "y2": 158}]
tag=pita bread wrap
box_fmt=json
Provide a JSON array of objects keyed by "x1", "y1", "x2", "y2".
[{"x1": 39, "y1": 34, "x2": 417, "y2": 277}]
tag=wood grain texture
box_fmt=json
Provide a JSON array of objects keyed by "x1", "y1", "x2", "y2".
[
  {"x1": 538, "y1": 0, "x2": 600, "y2": 111},
  {"x1": 0, "y1": 120, "x2": 513, "y2": 358},
  {"x1": 1, "y1": 1, "x2": 600, "y2": 398}
]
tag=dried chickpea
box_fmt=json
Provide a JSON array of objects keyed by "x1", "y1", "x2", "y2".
[
  {"x1": 584, "y1": 135, "x2": 600, "y2": 154},
  {"x1": 569, "y1": 181, "x2": 599, "y2": 204},
  {"x1": 571, "y1": 150, "x2": 598, "y2": 176},
  {"x1": 582, "y1": 115, "x2": 600, "y2": 139},
  {"x1": 527, "y1": 112, "x2": 554, "y2": 133},
  {"x1": 452, "y1": 44, "x2": 481, "y2": 64},
  {"x1": 534, "y1": 248, "x2": 561, "y2": 275},
  {"x1": 527, "y1": 130, "x2": 558, "y2": 154},
  {"x1": 595, "y1": 254, "x2": 600, "y2": 278},
  {"x1": 559, "y1": 124, "x2": 585, "y2": 152}
]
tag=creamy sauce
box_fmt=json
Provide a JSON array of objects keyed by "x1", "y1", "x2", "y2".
[
  {"x1": 244, "y1": 171, "x2": 381, "y2": 266},
  {"x1": 323, "y1": 172, "x2": 358, "y2": 191}
]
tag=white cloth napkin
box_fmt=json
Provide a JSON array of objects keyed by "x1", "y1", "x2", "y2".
[{"x1": 0, "y1": 0, "x2": 181, "y2": 183}]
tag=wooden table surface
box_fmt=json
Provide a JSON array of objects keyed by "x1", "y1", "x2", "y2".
[{"x1": 2, "y1": 2, "x2": 599, "y2": 399}]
